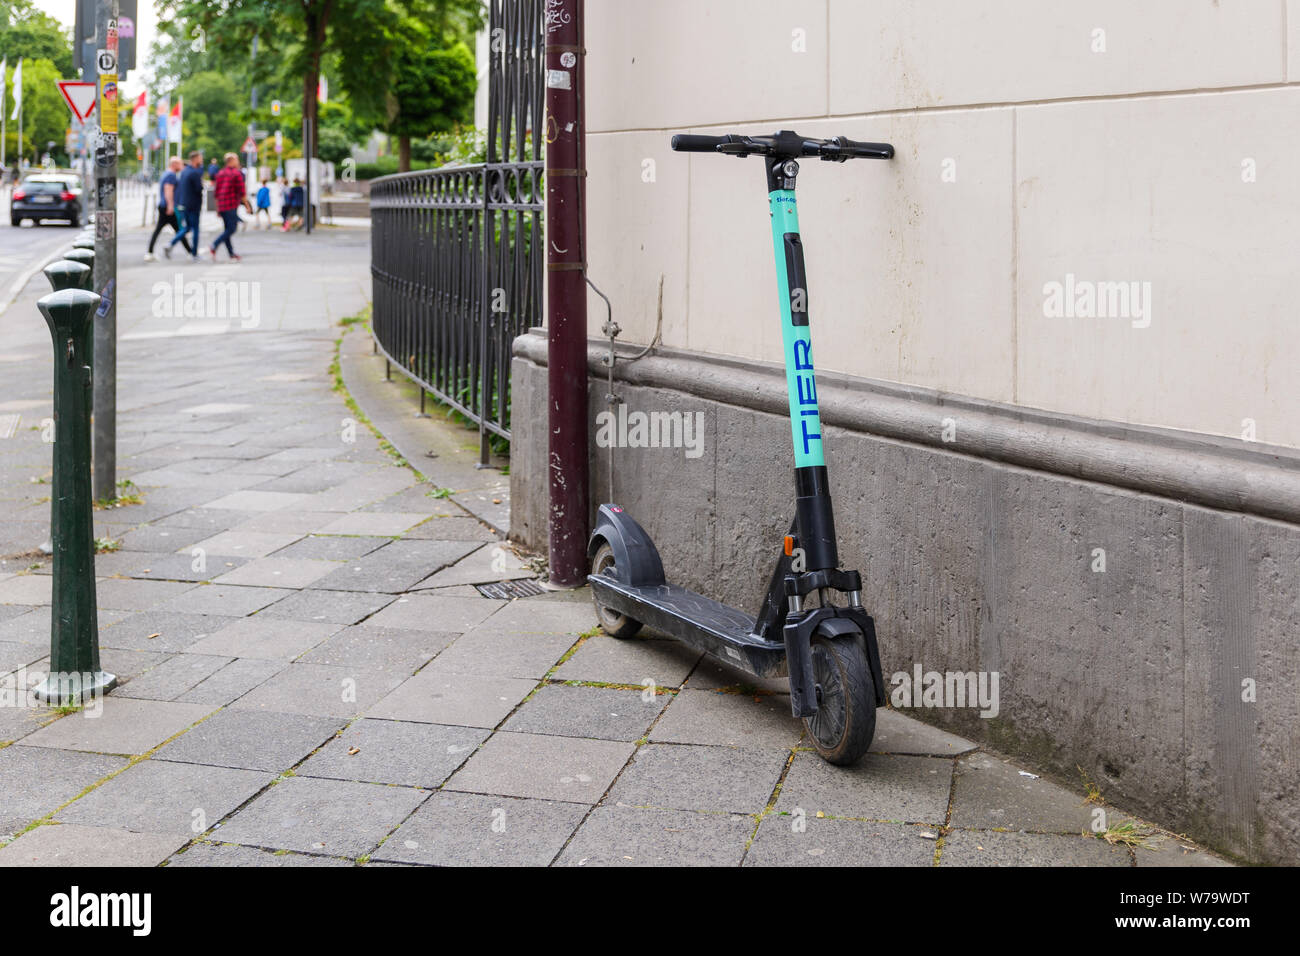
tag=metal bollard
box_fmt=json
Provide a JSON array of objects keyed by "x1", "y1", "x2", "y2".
[
  {"x1": 32, "y1": 288, "x2": 117, "y2": 704},
  {"x1": 36, "y1": 261, "x2": 95, "y2": 558},
  {"x1": 64, "y1": 248, "x2": 95, "y2": 273},
  {"x1": 71, "y1": 237, "x2": 96, "y2": 252}
]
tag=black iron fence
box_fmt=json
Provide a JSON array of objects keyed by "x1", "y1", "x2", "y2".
[{"x1": 370, "y1": 0, "x2": 543, "y2": 462}]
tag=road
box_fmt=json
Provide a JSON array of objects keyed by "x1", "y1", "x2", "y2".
[{"x1": 0, "y1": 189, "x2": 87, "y2": 322}]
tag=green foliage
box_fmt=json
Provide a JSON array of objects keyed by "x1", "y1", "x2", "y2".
[
  {"x1": 387, "y1": 31, "x2": 476, "y2": 139},
  {"x1": 316, "y1": 125, "x2": 350, "y2": 165},
  {"x1": 176, "y1": 71, "x2": 247, "y2": 162},
  {"x1": 1, "y1": 58, "x2": 68, "y2": 167},
  {"x1": 0, "y1": 1, "x2": 74, "y2": 77}
]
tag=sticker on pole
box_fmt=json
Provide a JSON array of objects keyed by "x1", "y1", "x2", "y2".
[
  {"x1": 96, "y1": 211, "x2": 115, "y2": 243},
  {"x1": 97, "y1": 49, "x2": 117, "y2": 74},
  {"x1": 57, "y1": 82, "x2": 98, "y2": 123},
  {"x1": 99, "y1": 76, "x2": 118, "y2": 134}
]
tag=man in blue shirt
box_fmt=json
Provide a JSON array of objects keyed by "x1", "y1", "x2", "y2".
[
  {"x1": 145, "y1": 156, "x2": 192, "y2": 260},
  {"x1": 167, "y1": 151, "x2": 205, "y2": 260}
]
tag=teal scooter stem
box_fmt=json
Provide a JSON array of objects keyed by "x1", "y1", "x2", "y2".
[{"x1": 588, "y1": 130, "x2": 894, "y2": 766}]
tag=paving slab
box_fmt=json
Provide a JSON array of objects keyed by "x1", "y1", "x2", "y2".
[
  {"x1": 402, "y1": 515, "x2": 498, "y2": 542},
  {"x1": 298, "y1": 624, "x2": 457, "y2": 672},
  {"x1": 156, "y1": 708, "x2": 346, "y2": 772},
  {"x1": 0, "y1": 575, "x2": 51, "y2": 606},
  {"x1": 203, "y1": 490, "x2": 317, "y2": 512},
  {"x1": 374, "y1": 792, "x2": 586, "y2": 867},
  {"x1": 681, "y1": 655, "x2": 792, "y2": 695},
  {"x1": 872, "y1": 709, "x2": 981, "y2": 757},
  {"x1": 0, "y1": 747, "x2": 127, "y2": 840},
  {"x1": 445, "y1": 731, "x2": 634, "y2": 804},
  {"x1": 775, "y1": 751, "x2": 953, "y2": 824},
  {"x1": 474, "y1": 596, "x2": 598, "y2": 636},
  {"x1": 365, "y1": 593, "x2": 503, "y2": 632},
  {"x1": 503, "y1": 684, "x2": 668, "y2": 742},
  {"x1": 126, "y1": 553, "x2": 252, "y2": 582},
  {"x1": 116, "y1": 523, "x2": 215, "y2": 553},
  {"x1": 213, "y1": 556, "x2": 342, "y2": 589},
  {"x1": 745, "y1": 814, "x2": 936, "y2": 867},
  {"x1": 258, "y1": 588, "x2": 395, "y2": 626},
  {"x1": 297, "y1": 719, "x2": 488, "y2": 787},
  {"x1": 368, "y1": 666, "x2": 536, "y2": 728},
  {"x1": 311, "y1": 540, "x2": 480, "y2": 593},
  {"x1": 231, "y1": 511, "x2": 354, "y2": 534},
  {"x1": 650, "y1": 688, "x2": 805, "y2": 750},
  {"x1": 98, "y1": 611, "x2": 241, "y2": 654},
  {"x1": 949, "y1": 753, "x2": 1103, "y2": 833},
  {"x1": 161, "y1": 583, "x2": 295, "y2": 617},
  {"x1": 0, "y1": 699, "x2": 61, "y2": 744},
  {"x1": 188, "y1": 617, "x2": 340, "y2": 661},
  {"x1": 94, "y1": 578, "x2": 198, "y2": 611},
  {"x1": 1134, "y1": 837, "x2": 1233, "y2": 867},
  {"x1": 176, "y1": 657, "x2": 286, "y2": 706},
  {"x1": 216, "y1": 776, "x2": 428, "y2": 857},
  {"x1": 232, "y1": 662, "x2": 406, "y2": 718},
  {"x1": 552, "y1": 635, "x2": 702, "y2": 688},
  {"x1": 0, "y1": 823, "x2": 188, "y2": 867},
  {"x1": 56, "y1": 759, "x2": 274, "y2": 835},
  {"x1": 269, "y1": 534, "x2": 391, "y2": 562},
  {"x1": 166, "y1": 842, "x2": 354, "y2": 866},
  {"x1": 0, "y1": 639, "x2": 45, "y2": 675},
  {"x1": 20, "y1": 697, "x2": 216, "y2": 756},
  {"x1": 114, "y1": 654, "x2": 233, "y2": 701},
  {"x1": 557, "y1": 805, "x2": 752, "y2": 867},
  {"x1": 187, "y1": 530, "x2": 306, "y2": 559},
  {"x1": 432, "y1": 629, "x2": 575, "y2": 679},
  {"x1": 608, "y1": 742, "x2": 786, "y2": 814},
  {"x1": 411, "y1": 543, "x2": 535, "y2": 589},
  {"x1": 315, "y1": 512, "x2": 428, "y2": 537},
  {"x1": 939, "y1": 828, "x2": 1131, "y2": 866}
]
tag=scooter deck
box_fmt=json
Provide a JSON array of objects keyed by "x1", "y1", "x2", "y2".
[{"x1": 589, "y1": 575, "x2": 789, "y2": 679}]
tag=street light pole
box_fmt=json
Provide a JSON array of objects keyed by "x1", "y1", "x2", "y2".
[{"x1": 92, "y1": 0, "x2": 119, "y2": 502}]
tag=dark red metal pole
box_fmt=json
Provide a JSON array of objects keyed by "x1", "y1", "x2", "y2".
[{"x1": 545, "y1": 0, "x2": 589, "y2": 587}]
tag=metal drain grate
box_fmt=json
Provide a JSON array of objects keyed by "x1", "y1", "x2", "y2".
[{"x1": 475, "y1": 578, "x2": 546, "y2": 600}]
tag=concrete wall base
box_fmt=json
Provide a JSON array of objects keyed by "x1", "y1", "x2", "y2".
[{"x1": 510, "y1": 330, "x2": 1299, "y2": 864}]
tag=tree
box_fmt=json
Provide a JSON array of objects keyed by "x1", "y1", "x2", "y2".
[
  {"x1": 387, "y1": 29, "x2": 475, "y2": 171},
  {"x1": 316, "y1": 125, "x2": 349, "y2": 165},
  {"x1": 176, "y1": 71, "x2": 246, "y2": 159},
  {"x1": 0, "y1": 1, "x2": 75, "y2": 77},
  {"x1": 3, "y1": 58, "x2": 68, "y2": 167}
]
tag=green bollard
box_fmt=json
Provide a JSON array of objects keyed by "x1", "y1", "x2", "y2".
[
  {"x1": 64, "y1": 248, "x2": 95, "y2": 273},
  {"x1": 35, "y1": 261, "x2": 96, "y2": 558},
  {"x1": 32, "y1": 288, "x2": 117, "y2": 705},
  {"x1": 71, "y1": 237, "x2": 95, "y2": 251}
]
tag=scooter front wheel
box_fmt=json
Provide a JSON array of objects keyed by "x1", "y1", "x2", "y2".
[
  {"x1": 590, "y1": 542, "x2": 644, "y2": 639},
  {"x1": 804, "y1": 634, "x2": 876, "y2": 765}
]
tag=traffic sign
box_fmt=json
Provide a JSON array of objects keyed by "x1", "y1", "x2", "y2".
[
  {"x1": 57, "y1": 81, "x2": 98, "y2": 123},
  {"x1": 274, "y1": 130, "x2": 283, "y2": 154},
  {"x1": 271, "y1": 100, "x2": 281, "y2": 116},
  {"x1": 241, "y1": 136, "x2": 257, "y2": 154}
]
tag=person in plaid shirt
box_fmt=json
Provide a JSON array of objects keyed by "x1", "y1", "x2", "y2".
[{"x1": 210, "y1": 153, "x2": 253, "y2": 262}]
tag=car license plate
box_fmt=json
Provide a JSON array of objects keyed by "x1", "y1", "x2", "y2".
[{"x1": 32, "y1": 196, "x2": 54, "y2": 204}]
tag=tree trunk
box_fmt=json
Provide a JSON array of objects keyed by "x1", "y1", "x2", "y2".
[{"x1": 399, "y1": 135, "x2": 411, "y2": 172}]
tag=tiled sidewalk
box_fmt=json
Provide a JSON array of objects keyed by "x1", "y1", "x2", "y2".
[{"x1": 0, "y1": 224, "x2": 1230, "y2": 867}]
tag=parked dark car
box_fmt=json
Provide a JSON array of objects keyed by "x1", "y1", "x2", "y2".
[{"x1": 10, "y1": 176, "x2": 83, "y2": 227}]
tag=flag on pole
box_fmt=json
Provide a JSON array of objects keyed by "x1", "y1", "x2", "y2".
[
  {"x1": 156, "y1": 94, "x2": 168, "y2": 140},
  {"x1": 167, "y1": 98, "x2": 182, "y2": 142},
  {"x1": 131, "y1": 90, "x2": 148, "y2": 138},
  {"x1": 1, "y1": 57, "x2": 7, "y2": 109},
  {"x1": 9, "y1": 59, "x2": 21, "y2": 122}
]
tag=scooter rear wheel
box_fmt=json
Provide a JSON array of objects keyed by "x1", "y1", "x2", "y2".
[
  {"x1": 804, "y1": 634, "x2": 876, "y2": 765},
  {"x1": 590, "y1": 542, "x2": 644, "y2": 639}
]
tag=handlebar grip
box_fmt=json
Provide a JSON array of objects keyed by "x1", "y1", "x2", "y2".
[
  {"x1": 833, "y1": 137, "x2": 894, "y2": 160},
  {"x1": 671, "y1": 134, "x2": 727, "y2": 153}
]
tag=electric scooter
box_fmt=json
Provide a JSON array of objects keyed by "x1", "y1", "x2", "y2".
[{"x1": 588, "y1": 130, "x2": 895, "y2": 765}]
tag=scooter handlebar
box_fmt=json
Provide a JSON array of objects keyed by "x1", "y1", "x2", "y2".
[
  {"x1": 671, "y1": 134, "x2": 729, "y2": 153},
  {"x1": 818, "y1": 137, "x2": 895, "y2": 162}
]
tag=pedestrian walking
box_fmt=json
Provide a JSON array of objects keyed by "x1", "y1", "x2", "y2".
[
  {"x1": 144, "y1": 156, "x2": 193, "y2": 260},
  {"x1": 210, "y1": 152, "x2": 253, "y2": 261},
  {"x1": 254, "y1": 179, "x2": 272, "y2": 229},
  {"x1": 282, "y1": 177, "x2": 305, "y2": 232},
  {"x1": 167, "y1": 150, "x2": 205, "y2": 261}
]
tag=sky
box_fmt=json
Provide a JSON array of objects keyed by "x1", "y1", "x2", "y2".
[{"x1": 30, "y1": 0, "x2": 163, "y2": 94}]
